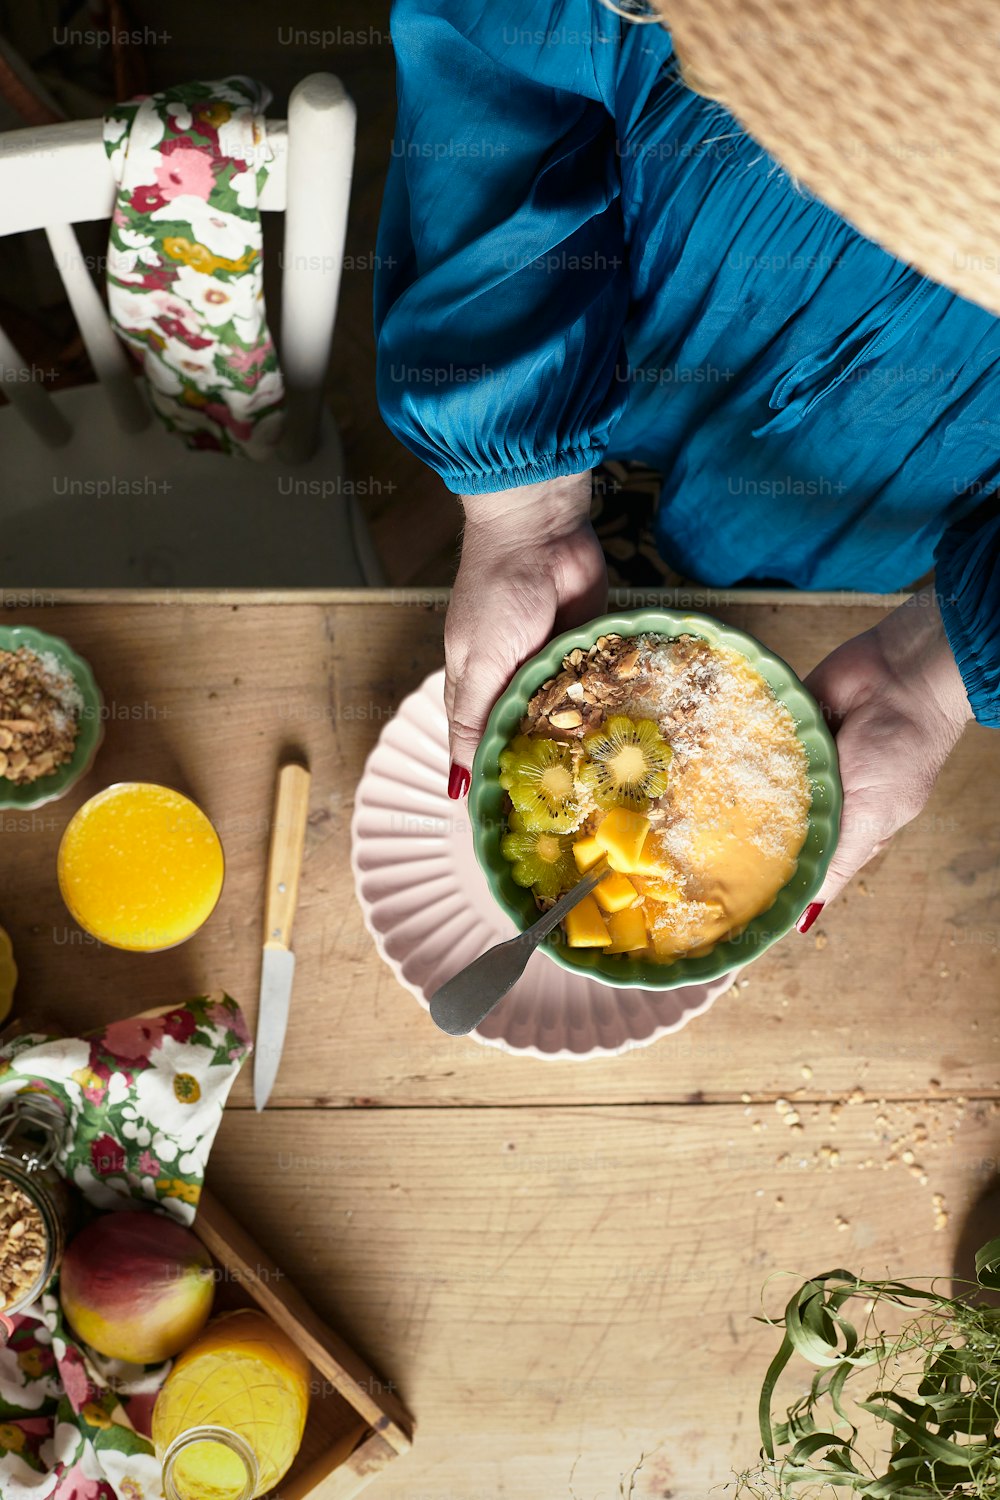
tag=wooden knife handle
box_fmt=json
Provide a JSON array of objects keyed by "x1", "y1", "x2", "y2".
[{"x1": 264, "y1": 763, "x2": 311, "y2": 948}]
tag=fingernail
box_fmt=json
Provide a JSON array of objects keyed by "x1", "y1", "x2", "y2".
[
  {"x1": 796, "y1": 902, "x2": 824, "y2": 935},
  {"x1": 448, "y1": 763, "x2": 471, "y2": 801}
]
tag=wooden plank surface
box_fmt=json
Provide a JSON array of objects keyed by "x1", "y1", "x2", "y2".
[
  {"x1": 204, "y1": 1102, "x2": 1000, "y2": 1500},
  {"x1": 3, "y1": 593, "x2": 999, "y2": 1500},
  {"x1": 1, "y1": 596, "x2": 996, "y2": 1105}
]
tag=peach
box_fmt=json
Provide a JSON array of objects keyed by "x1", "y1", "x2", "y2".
[{"x1": 60, "y1": 1211, "x2": 215, "y2": 1364}]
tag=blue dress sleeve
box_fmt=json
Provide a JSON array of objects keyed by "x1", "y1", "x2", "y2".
[
  {"x1": 935, "y1": 497, "x2": 1000, "y2": 727},
  {"x1": 374, "y1": 0, "x2": 629, "y2": 496}
]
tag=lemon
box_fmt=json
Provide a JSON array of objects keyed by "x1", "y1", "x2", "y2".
[{"x1": 0, "y1": 927, "x2": 17, "y2": 1024}]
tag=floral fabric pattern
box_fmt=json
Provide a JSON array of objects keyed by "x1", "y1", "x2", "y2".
[
  {"x1": 0, "y1": 993, "x2": 251, "y2": 1498},
  {"x1": 103, "y1": 78, "x2": 284, "y2": 458}
]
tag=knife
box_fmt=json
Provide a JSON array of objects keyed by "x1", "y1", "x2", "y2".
[{"x1": 253, "y1": 762, "x2": 311, "y2": 1111}]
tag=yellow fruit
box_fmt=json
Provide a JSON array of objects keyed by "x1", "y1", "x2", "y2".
[
  {"x1": 60, "y1": 1213, "x2": 215, "y2": 1364},
  {"x1": 594, "y1": 808, "x2": 651, "y2": 872},
  {"x1": 605, "y1": 907, "x2": 648, "y2": 953},
  {"x1": 629, "y1": 835, "x2": 679, "y2": 880},
  {"x1": 0, "y1": 927, "x2": 16, "y2": 1025},
  {"x1": 636, "y1": 877, "x2": 683, "y2": 904},
  {"x1": 564, "y1": 894, "x2": 611, "y2": 947},
  {"x1": 572, "y1": 834, "x2": 604, "y2": 873},
  {"x1": 593, "y1": 869, "x2": 638, "y2": 915}
]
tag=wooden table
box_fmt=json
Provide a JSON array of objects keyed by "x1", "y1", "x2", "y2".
[{"x1": 3, "y1": 590, "x2": 999, "y2": 1500}]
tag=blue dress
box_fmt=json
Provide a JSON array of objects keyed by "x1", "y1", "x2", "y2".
[{"x1": 374, "y1": 0, "x2": 1000, "y2": 727}]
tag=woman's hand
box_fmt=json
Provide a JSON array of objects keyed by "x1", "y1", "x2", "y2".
[
  {"x1": 445, "y1": 472, "x2": 606, "y2": 795},
  {"x1": 799, "y1": 587, "x2": 973, "y2": 930}
]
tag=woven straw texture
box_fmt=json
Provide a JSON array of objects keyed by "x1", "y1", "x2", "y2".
[{"x1": 650, "y1": 0, "x2": 1000, "y2": 316}]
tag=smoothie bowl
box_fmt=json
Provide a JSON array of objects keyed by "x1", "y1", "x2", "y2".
[{"x1": 470, "y1": 609, "x2": 841, "y2": 990}]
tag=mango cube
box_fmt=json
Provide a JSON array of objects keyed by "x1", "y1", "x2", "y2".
[
  {"x1": 594, "y1": 808, "x2": 651, "y2": 872},
  {"x1": 593, "y1": 869, "x2": 638, "y2": 914},
  {"x1": 605, "y1": 906, "x2": 648, "y2": 953},
  {"x1": 572, "y1": 834, "x2": 604, "y2": 873},
  {"x1": 564, "y1": 894, "x2": 611, "y2": 947},
  {"x1": 631, "y1": 846, "x2": 676, "y2": 880},
  {"x1": 638, "y1": 877, "x2": 682, "y2": 905}
]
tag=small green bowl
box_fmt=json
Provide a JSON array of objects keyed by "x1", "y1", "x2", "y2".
[
  {"x1": 470, "y1": 608, "x2": 842, "y2": 990},
  {"x1": 0, "y1": 626, "x2": 104, "y2": 811}
]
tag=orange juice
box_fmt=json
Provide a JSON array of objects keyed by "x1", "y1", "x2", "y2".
[
  {"x1": 57, "y1": 783, "x2": 224, "y2": 951},
  {"x1": 153, "y1": 1310, "x2": 311, "y2": 1500}
]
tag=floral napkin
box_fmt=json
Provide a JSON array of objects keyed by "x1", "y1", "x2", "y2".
[
  {"x1": 103, "y1": 78, "x2": 284, "y2": 459},
  {"x1": 0, "y1": 993, "x2": 251, "y2": 1499}
]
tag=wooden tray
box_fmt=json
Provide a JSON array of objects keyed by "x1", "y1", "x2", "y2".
[{"x1": 192, "y1": 1191, "x2": 413, "y2": 1500}]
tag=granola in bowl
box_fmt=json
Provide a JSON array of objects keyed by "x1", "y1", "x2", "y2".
[
  {"x1": 505, "y1": 629, "x2": 812, "y2": 960},
  {"x1": 480, "y1": 617, "x2": 836, "y2": 979},
  {"x1": 0, "y1": 646, "x2": 83, "y2": 785},
  {"x1": 0, "y1": 627, "x2": 104, "y2": 811}
]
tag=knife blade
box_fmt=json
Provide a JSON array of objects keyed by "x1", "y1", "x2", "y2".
[
  {"x1": 253, "y1": 762, "x2": 311, "y2": 1111},
  {"x1": 253, "y1": 947, "x2": 296, "y2": 1111}
]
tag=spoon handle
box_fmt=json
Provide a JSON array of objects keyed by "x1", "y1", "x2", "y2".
[
  {"x1": 428, "y1": 868, "x2": 608, "y2": 1036},
  {"x1": 515, "y1": 868, "x2": 607, "y2": 949}
]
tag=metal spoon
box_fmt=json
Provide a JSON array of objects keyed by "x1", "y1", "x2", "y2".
[{"x1": 429, "y1": 869, "x2": 608, "y2": 1036}]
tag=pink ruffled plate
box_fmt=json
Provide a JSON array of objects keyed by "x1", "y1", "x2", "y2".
[{"x1": 350, "y1": 670, "x2": 737, "y2": 1059}]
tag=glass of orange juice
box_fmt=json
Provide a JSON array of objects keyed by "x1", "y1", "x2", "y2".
[{"x1": 57, "y1": 782, "x2": 225, "y2": 952}]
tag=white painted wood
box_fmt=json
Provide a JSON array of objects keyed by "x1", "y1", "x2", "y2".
[
  {"x1": 44, "y1": 223, "x2": 149, "y2": 434},
  {"x1": 0, "y1": 324, "x2": 71, "y2": 446},
  {"x1": 0, "y1": 78, "x2": 369, "y2": 585},
  {"x1": 0, "y1": 119, "x2": 289, "y2": 235},
  {"x1": 278, "y1": 75, "x2": 357, "y2": 464}
]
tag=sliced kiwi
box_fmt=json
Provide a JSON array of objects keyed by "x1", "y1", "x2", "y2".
[
  {"x1": 579, "y1": 715, "x2": 672, "y2": 812},
  {"x1": 498, "y1": 735, "x2": 582, "y2": 831},
  {"x1": 500, "y1": 827, "x2": 577, "y2": 901}
]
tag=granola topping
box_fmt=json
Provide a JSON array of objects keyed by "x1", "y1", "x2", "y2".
[
  {"x1": 0, "y1": 647, "x2": 83, "y2": 784},
  {"x1": 0, "y1": 1173, "x2": 48, "y2": 1310},
  {"x1": 515, "y1": 631, "x2": 811, "y2": 961}
]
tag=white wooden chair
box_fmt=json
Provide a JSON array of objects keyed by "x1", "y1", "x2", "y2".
[{"x1": 0, "y1": 74, "x2": 382, "y2": 587}]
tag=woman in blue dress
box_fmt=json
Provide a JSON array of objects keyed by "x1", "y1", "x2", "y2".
[{"x1": 374, "y1": 0, "x2": 998, "y2": 930}]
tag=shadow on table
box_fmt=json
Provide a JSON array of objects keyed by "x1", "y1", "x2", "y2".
[{"x1": 952, "y1": 1172, "x2": 1000, "y2": 1305}]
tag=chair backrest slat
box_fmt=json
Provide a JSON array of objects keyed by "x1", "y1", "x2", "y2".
[
  {"x1": 0, "y1": 323, "x2": 72, "y2": 447},
  {"x1": 277, "y1": 76, "x2": 356, "y2": 464},
  {"x1": 0, "y1": 78, "x2": 349, "y2": 453},
  {"x1": 44, "y1": 223, "x2": 149, "y2": 434},
  {"x1": 0, "y1": 118, "x2": 289, "y2": 233}
]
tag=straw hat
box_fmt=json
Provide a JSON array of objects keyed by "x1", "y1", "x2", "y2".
[{"x1": 635, "y1": 0, "x2": 1000, "y2": 317}]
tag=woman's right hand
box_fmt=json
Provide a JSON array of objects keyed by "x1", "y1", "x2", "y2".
[{"x1": 445, "y1": 471, "x2": 606, "y2": 797}]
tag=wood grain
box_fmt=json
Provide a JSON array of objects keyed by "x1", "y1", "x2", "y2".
[
  {"x1": 204, "y1": 1102, "x2": 1000, "y2": 1500},
  {"x1": 193, "y1": 1191, "x2": 409, "y2": 1499},
  {"x1": 2, "y1": 591, "x2": 998, "y2": 1500},
  {"x1": 1, "y1": 596, "x2": 996, "y2": 1106},
  {"x1": 196, "y1": 1192, "x2": 413, "y2": 1448},
  {"x1": 264, "y1": 762, "x2": 313, "y2": 949}
]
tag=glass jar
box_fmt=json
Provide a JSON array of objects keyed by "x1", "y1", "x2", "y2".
[
  {"x1": 0, "y1": 1090, "x2": 74, "y2": 1323},
  {"x1": 154, "y1": 1309, "x2": 311, "y2": 1500},
  {"x1": 161, "y1": 1427, "x2": 258, "y2": 1500}
]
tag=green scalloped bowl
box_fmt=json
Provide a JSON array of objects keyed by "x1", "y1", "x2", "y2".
[
  {"x1": 470, "y1": 609, "x2": 842, "y2": 990},
  {"x1": 0, "y1": 626, "x2": 104, "y2": 810}
]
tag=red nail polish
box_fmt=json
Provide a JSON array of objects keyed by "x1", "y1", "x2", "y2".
[
  {"x1": 448, "y1": 763, "x2": 471, "y2": 801},
  {"x1": 796, "y1": 901, "x2": 825, "y2": 935}
]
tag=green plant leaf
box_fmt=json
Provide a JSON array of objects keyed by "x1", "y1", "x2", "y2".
[
  {"x1": 975, "y1": 1236, "x2": 1000, "y2": 1290},
  {"x1": 739, "y1": 1242, "x2": 1000, "y2": 1499}
]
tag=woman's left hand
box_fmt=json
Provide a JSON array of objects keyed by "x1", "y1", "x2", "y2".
[{"x1": 798, "y1": 587, "x2": 973, "y2": 932}]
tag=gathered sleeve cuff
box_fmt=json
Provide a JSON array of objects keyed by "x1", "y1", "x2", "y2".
[{"x1": 375, "y1": 0, "x2": 628, "y2": 495}]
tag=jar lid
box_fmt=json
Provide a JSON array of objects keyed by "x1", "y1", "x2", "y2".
[{"x1": 0, "y1": 1091, "x2": 66, "y2": 1171}]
